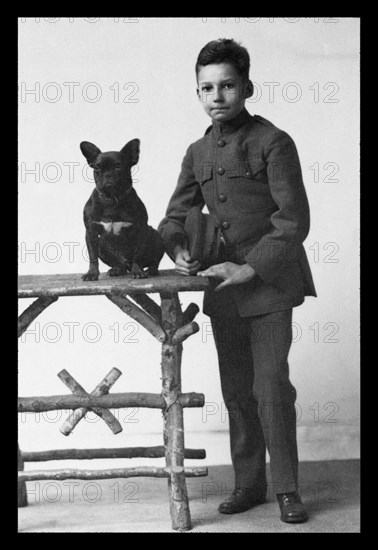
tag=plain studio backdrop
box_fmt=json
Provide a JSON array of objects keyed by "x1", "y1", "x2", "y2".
[{"x1": 18, "y1": 18, "x2": 359, "y2": 472}]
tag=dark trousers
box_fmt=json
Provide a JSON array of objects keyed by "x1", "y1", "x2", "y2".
[{"x1": 211, "y1": 309, "x2": 298, "y2": 495}]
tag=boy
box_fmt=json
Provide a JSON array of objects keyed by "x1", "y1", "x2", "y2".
[{"x1": 158, "y1": 38, "x2": 316, "y2": 523}]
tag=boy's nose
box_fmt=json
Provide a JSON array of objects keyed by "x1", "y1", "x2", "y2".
[{"x1": 213, "y1": 87, "x2": 224, "y2": 102}]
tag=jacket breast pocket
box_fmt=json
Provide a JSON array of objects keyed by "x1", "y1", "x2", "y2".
[
  {"x1": 198, "y1": 163, "x2": 215, "y2": 205},
  {"x1": 227, "y1": 159, "x2": 275, "y2": 214}
]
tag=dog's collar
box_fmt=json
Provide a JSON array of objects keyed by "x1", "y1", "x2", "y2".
[{"x1": 97, "y1": 185, "x2": 133, "y2": 204}]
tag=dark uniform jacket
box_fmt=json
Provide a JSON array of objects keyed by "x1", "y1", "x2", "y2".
[{"x1": 158, "y1": 108, "x2": 317, "y2": 318}]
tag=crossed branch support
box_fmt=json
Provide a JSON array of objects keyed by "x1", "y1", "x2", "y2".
[{"x1": 58, "y1": 368, "x2": 123, "y2": 435}]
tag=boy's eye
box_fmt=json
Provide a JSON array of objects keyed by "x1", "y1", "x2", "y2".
[
  {"x1": 201, "y1": 85, "x2": 213, "y2": 92},
  {"x1": 223, "y1": 82, "x2": 235, "y2": 89}
]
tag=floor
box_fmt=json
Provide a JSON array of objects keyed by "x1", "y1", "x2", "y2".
[{"x1": 18, "y1": 459, "x2": 360, "y2": 533}]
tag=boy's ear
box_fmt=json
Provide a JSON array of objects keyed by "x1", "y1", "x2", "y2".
[
  {"x1": 197, "y1": 87, "x2": 207, "y2": 104},
  {"x1": 245, "y1": 80, "x2": 254, "y2": 100},
  {"x1": 120, "y1": 139, "x2": 140, "y2": 166},
  {"x1": 80, "y1": 141, "x2": 101, "y2": 166}
]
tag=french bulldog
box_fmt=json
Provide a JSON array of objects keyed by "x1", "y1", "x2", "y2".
[{"x1": 80, "y1": 139, "x2": 165, "y2": 281}]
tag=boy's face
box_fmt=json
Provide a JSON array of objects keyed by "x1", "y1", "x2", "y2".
[{"x1": 196, "y1": 63, "x2": 252, "y2": 123}]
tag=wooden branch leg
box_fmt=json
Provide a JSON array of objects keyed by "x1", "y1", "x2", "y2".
[
  {"x1": 160, "y1": 292, "x2": 191, "y2": 531},
  {"x1": 165, "y1": 404, "x2": 191, "y2": 530},
  {"x1": 18, "y1": 296, "x2": 58, "y2": 338},
  {"x1": 18, "y1": 443, "x2": 27, "y2": 507}
]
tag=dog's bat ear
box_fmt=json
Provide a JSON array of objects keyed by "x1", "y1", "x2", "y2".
[
  {"x1": 120, "y1": 139, "x2": 140, "y2": 166},
  {"x1": 80, "y1": 141, "x2": 101, "y2": 165}
]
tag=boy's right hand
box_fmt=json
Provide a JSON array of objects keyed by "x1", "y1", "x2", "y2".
[{"x1": 174, "y1": 246, "x2": 201, "y2": 276}]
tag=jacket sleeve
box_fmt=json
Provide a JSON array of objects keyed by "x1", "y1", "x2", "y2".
[
  {"x1": 244, "y1": 130, "x2": 310, "y2": 284},
  {"x1": 158, "y1": 144, "x2": 205, "y2": 261}
]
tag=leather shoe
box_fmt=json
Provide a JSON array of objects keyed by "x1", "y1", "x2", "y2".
[
  {"x1": 277, "y1": 492, "x2": 308, "y2": 523},
  {"x1": 218, "y1": 488, "x2": 266, "y2": 514}
]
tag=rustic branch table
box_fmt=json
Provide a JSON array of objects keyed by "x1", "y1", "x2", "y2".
[{"x1": 18, "y1": 270, "x2": 211, "y2": 531}]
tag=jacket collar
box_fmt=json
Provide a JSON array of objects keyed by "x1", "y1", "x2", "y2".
[{"x1": 211, "y1": 108, "x2": 251, "y2": 136}]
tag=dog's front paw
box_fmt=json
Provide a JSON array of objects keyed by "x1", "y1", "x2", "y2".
[
  {"x1": 131, "y1": 262, "x2": 147, "y2": 279},
  {"x1": 146, "y1": 265, "x2": 160, "y2": 277},
  {"x1": 82, "y1": 268, "x2": 100, "y2": 281},
  {"x1": 107, "y1": 267, "x2": 128, "y2": 277}
]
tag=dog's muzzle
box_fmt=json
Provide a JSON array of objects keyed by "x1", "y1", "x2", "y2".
[
  {"x1": 97, "y1": 185, "x2": 133, "y2": 204},
  {"x1": 98, "y1": 190, "x2": 118, "y2": 203}
]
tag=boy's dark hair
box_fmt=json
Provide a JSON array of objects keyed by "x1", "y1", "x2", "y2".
[{"x1": 195, "y1": 38, "x2": 250, "y2": 81}]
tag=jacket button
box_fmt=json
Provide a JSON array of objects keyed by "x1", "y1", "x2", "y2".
[
  {"x1": 217, "y1": 139, "x2": 226, "y2": 147},
  {"x1": 217, "y1": 167, "x2": 225, "y2": 175},
  {"x1": 222, "y1": 221, "x2": 230, "y2": 230},
  {"x1": 245, "y1": 171, "x2": 251, "y2": 177},
  {"x1": 219, "y1": 194, "x2": 227, "y2": 202}
]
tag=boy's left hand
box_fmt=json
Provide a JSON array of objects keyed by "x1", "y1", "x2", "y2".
[{"x1": 197, "y1": 262, "x2": 256, "y2": 292}]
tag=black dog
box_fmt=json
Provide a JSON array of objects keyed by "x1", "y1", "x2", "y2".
[{"x1": 80, "y1": 139, "x2": 165, "y2": 281}]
